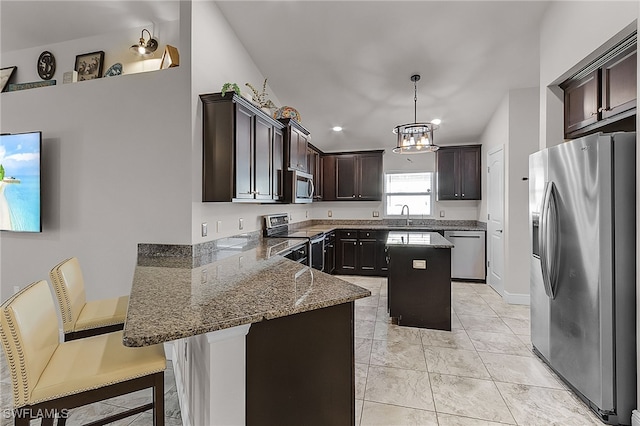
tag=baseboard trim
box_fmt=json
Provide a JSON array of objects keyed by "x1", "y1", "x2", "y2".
[
  {"x1": 631, "y1": 409, "x2": 640, "y2": 426},
  {"x1": 503, "y1": 290, "x2": 530, "y2": 305}
]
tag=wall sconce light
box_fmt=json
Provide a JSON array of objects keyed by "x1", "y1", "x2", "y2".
[{"x1": 130, "y1": 29, "x2": 158, "y2": 56}]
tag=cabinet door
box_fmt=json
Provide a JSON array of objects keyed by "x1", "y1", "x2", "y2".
[
  {"x1": 336, "y1": 155, "x2": 357, "y2": 200},
  {"x1": 235, "y1": 104, "x2": 254, "y2": 199},
  {"x1": 358, "y1": 239, "x2": 378, "y2": 274},
  {"x1": 460, "y1": 147, "x2": 481, "y2": 200},
  {"x1": 358, "y1": 154, "x2": 383, "y2": 200},
  {"x1": 376, "y1": 231, "x2": 389, "y2": 275},
  {"x1": 254, "y1": 116, "x2": 273, "y2": 200},
  {"x1": 337, "y1": 238, "x2": 358, "y2": 272},
  {"x1": 322, "y1": 155, "x2": 337, "y2": 201},
  {"x1": 563, "y1": 70, "x2": 599, "y2": 137},
  {"x1": 272, "y1": 127, "x2": 284, "y2": 201},
  {"x1": 296, "y1": 130, "x2": 309, "y2": 172},
  {"x1": 436, "y1": 148, "x2": 459, "y2": 200},
  {"x1": 601, "y1": 47, "x2": 637, "y2": 121}
]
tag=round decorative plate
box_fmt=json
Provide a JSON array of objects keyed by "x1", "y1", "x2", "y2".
[
  {"x1": 273, "y1": 106, "x2": 301, "y2": 122},
  {"x1": 37, "y1": 51, "x2": 56, "y2": 80},
  {"x1": 104, "y1": 63, "x2": 123, "y2": 77}
]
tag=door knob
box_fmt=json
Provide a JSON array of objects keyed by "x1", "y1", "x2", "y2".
[{"x1": 497, "y1": 229, "x2": 503, "y2": 233}]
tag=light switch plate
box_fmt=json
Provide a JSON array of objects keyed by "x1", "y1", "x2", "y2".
[
  {"x1": 373, "y1": 211, "x2": 379, "y2": 217},
  {"x1": 328, "y1": 210, "x2": 332, "y2": 217},
  {"x1": 439, "y1": 211, "x2": 445, "y2": 217},
  {"x1": 412, "y1": 259, "x2": 427, "y2": 269},
  {"x1": 239, "y1": 218, "x2": 244, "y2": 230},
  {"x1": 201, "y1": 222, "x2": 208, "y2": 237},
  {"x1": 216, "y1": 220, "x2": 222, "y2": 233}
]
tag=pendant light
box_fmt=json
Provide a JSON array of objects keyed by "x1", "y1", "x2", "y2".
[{"x1": 392, "y1": 74, "x2": 439, "y2": 154}]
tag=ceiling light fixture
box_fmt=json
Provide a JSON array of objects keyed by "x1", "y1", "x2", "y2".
[
  {"x1": 130, "y1": 28, "x2": 158, "y2": 56},
  {"x1": 332, "y1": 126, "x2": 343, "y2": 132},
  {"x1": 392, "y1": 74, "x2": 439, "y2": 154}
]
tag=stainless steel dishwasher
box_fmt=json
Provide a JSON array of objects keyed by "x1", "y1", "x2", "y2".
[{"x1": 443, "y1": 231, "x2": 486, "y2": 281}]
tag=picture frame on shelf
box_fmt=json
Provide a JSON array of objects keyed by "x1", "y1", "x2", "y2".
[
  {"x1": 160, "y1": 45, "x2": 180, "y2": 69},
  {"x1": 0, "y1": 66, "x2": 17, "y2": 92},
  {"x1": 74, "y1": 51, "x2": 104, "y2": 81}
]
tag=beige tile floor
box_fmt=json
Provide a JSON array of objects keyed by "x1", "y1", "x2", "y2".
[
  {"x1": 0, "y1": 352, "x2": 181, "y2": 425},
  {"x1": 345, "y1": 275, "x2": 607, "y2": 426},
  {"x1": 0, "y1": 277, "x2": 608, "y2": 426}
]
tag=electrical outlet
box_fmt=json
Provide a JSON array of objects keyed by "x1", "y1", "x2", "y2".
[
  {"x1": 201, "y1": 222, "x2": 208, "y2": 237},
  {"x1": 328, "y1": 210, "x2": 332, "y2": 217},
  {"x1": 305, "y1": 210, "x2": 308, "y2": 218},
  {"x1": 239, "y1": 218, "x2": 244, "y2": 230},
  {"x1": 373, "y1": 211, "x2": 379, "y2": 217},
  {"x1": 216, "y1": 220, "x2": 222, "y2": 233},
  {"x1": 439, "y1": 211, "x2": 445, "y2": 218}
]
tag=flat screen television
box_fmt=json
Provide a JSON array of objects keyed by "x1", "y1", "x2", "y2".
[{"x1": 0, "y1": 131, "x2": 42, "y2": 232}]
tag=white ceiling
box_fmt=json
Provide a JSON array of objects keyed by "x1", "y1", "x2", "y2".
[{"x1": 0, "y1": 1, "x2": 550, "y2": 152}]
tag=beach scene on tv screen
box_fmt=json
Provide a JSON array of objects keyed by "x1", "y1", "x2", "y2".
[{"x1": 0, "y1": 133, "x2": 40, "y2": 232}]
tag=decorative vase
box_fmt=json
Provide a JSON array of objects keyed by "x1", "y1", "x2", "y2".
[{"x1": 273, "y1": 106, "x2": 301, "y2": 123}]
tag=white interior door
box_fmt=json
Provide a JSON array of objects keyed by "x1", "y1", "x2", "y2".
[{"x1": 487, "y1": 147, "x2": 504, "y2": 295}]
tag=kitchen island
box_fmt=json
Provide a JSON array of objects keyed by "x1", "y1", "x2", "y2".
[
  {"x1": 123, "y1": 236, "x2": 370, "y2": 426},
  {"x1": 386, "y1": 231, "x2": 454, "y2": 330}
]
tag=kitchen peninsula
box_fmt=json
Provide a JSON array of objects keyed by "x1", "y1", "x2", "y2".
[
  {"x1": 123, "y1": 236, "x2": 370, "y2": 426},
  {"x1": 386, "y1": 231, "x2": 454, "y2": 330}
]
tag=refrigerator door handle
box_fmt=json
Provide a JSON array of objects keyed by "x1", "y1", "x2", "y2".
[{"x1": 539, "y1": 181, "x2": 559, "y2": 299}]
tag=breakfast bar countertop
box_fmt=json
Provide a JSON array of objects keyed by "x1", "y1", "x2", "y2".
[{"x1": 123, "y1": 238, "x2": 370, "y2": 347}]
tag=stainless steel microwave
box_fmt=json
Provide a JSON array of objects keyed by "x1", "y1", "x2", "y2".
[{"x1": 286, "y1": 170, "x2": 314, "y2": 203}]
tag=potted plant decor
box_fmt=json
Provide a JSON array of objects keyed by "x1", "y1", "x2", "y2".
[
  {"x1": 220, "y1": 82, "x2": 241, "y2": 97},
  {"x1": 245, "y1": 78, "x2": 277, "y2": 112}
]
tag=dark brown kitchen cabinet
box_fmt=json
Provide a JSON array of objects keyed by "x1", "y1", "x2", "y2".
[
  {"x1": 324, "y1": 231, "x2": 336, "y2": 274},
  {"x1": 322, "y1": 150, "x2": 384, "y2": 201},
  {"x1": 200, "y1": 92, "x2": 285, "y2": 202},
  {"x1": 436, "y1": 145, "x2": 481, "y2": 201},
  {"x1": 307, "y1": 143, "x2": 323, "y2": 200},
  {"x1": 335, "y1": 229, "x2": 385, "y2": 276},
  {"x1": 561, "y1": 40, "x2": 636, "y2": 139},
  {"x1": 280, "y1": 118, "x2": 310, "y2": 172}
]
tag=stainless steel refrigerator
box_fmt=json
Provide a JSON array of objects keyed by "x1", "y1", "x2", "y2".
[{"x1": 529, "y1": 132, "x2": 636, "y2": 425}]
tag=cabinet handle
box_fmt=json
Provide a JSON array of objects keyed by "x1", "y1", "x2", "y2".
[
  {"x1": 358, "y1": 195, "x2": 362, "y2": 198},
  {"x1": 462, "y1": 193, "x2": 465, "y2": 197},
  {"x1": 353, "y1": 242, "x2": 356, "y2": 246},
  {"x1": 455, "y1": 193, "x2": 458, "y2": 196},
  {"x1": 591, "y1": 111, "x2": 598, "y2": 116},
  {"x1": 360, "y1": 242, "x2": 362, "y2": 246},
  {"x1": 352, "y1": 195, "x2": 356, "y2": 198}
]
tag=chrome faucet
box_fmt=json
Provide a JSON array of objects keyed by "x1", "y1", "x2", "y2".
[{"x1": 401, "y1": 204, "x2": 411, "y2": 226}]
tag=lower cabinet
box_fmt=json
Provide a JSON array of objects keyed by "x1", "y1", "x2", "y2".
[{"x1": 336, "y1": 229, "x2": 387, "y2": 276}]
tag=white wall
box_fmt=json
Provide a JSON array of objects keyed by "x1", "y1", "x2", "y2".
[
  {"x1": 189, "y1": 1, "x2": 311, "y2": 242},
  {"x1": 0, "y1": 17, "x2": 191, "y2": 300},
  {"x1": 479, "y1": 87, "x2": 539, "y2": 302}
]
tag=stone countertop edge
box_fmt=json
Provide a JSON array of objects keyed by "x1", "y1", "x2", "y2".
[
  {"x1": 123, "y1": 241, "x2": 371, "y2": 347},
  {"x1": 385, "y1": 231, "x2": 454, "y2": 248}
]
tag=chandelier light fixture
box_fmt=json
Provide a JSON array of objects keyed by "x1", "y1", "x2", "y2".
[
  {"x1": 392, "y1": 74, "x2": 439, "y2": 154},
  {"x1": 130, "y1": 28, "x2": 158, "y2": 57}
]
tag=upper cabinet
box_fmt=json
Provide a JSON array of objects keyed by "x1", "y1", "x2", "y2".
[
  {"x1": 561, "y1": 37, "x2": 636, "y2": 139},
  {"x1": 200, "y1": 93, "x2": 285, "y2": 203},
  {"x1": 280, "y1": 118, "x2": 310, "y2": 173},
  {"x1": 323, "y1": 151, "x2": 384, "y2": 201},
  {"x1": 307, "y1": 143, "x2": 323, "y2": 200},
  {"x1": 436, "y1": 145, "x2": 481, "y2": 201}
]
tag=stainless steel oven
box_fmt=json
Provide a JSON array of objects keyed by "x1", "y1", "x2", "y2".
[{"x1": 285, "y1": 170, "x2": 314, "y2": 203}]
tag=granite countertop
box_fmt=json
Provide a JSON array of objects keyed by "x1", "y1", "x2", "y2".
[
  {"x1": 385, "y1": 231, "x2": 454, "y2": 248},
  {"x1": 123, "y1": 238, "x2": 370, "y2": 347},
  {"x1": 296, "y1": 220, "x2": 486, "y2": 234}
]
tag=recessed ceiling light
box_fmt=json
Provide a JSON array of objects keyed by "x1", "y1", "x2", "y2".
[
  {"x1": 332, "y1": 126, "x2": 343, "y2": 132},
  {"x1": 430, "y1": 119, "x2": 441, "y2": 126}
]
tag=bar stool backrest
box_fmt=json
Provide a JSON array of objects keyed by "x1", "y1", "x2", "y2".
[
  {"x1": 49, "y1": 257, "x2": 87, "y2": 333},
  {"x1": 0, "y1": 280, "x2": 60, "y2": 408}
]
